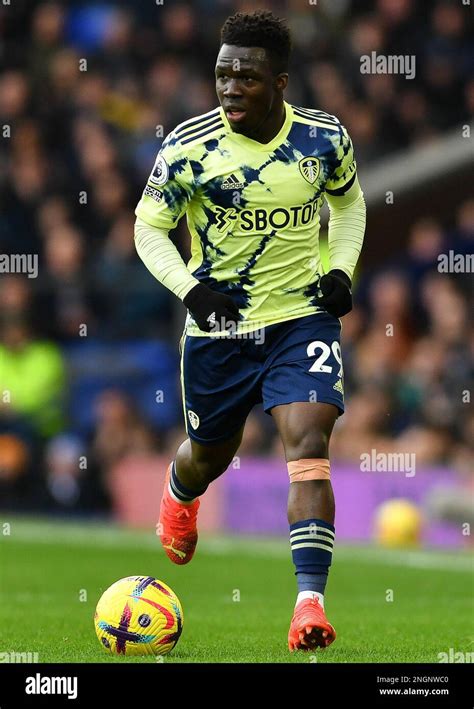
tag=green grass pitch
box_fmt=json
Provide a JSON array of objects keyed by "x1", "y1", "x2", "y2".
[{"x1": 1, "y1": 517, "x2": 473, "y2": 663}]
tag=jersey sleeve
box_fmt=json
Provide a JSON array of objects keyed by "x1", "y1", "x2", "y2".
[
  {"x1": 325, "y1": 124, "x2": 357, "y2": 197},
  {"x1": 135, "y1": 132, "x2": 195, "y2": 229}
]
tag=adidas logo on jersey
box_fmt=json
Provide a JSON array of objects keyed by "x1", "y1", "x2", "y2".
[{"x1": 221, "y1": 174, "x2": 245, "y2": 190}]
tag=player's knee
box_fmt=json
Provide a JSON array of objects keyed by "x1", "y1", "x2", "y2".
[{"x1": 285, "y1": 429, "x2": 329, "y2": 462}]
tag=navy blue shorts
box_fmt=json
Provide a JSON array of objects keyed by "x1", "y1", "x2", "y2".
[{"x1": 180, "y1": 313, "x2": 344, "y2": 445}]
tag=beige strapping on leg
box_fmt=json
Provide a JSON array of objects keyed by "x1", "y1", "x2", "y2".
[{"x1": 287, "y1": 458, "x2": 330, "y2": 482}]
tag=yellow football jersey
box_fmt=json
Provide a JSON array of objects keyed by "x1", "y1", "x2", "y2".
[{"x1": 135, "y1": 101, "x2": 357, "y2": 335}]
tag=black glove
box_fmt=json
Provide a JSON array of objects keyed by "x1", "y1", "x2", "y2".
[
  {"x1": 315, "y1": 269, "x2": 352, "y2": 318},
  {"x1": 183, "y1": 283, "x2": 240, "y2": 333}
]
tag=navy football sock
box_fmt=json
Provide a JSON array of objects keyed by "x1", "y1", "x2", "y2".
[
  {"x1": 169, "y1": 460, "x2": 207, "y2": 504},
  {"x1": 290, "y1": 518, "x2": 335, "y2": 595}
]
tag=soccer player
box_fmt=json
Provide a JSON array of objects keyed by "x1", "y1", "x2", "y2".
[{"x1": 134, "y1": 10, "x2": 366, "y2": 651}]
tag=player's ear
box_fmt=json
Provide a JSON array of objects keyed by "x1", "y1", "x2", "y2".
[{"x1": 275, "y1": 73, "x2": 288, "y2": 92}]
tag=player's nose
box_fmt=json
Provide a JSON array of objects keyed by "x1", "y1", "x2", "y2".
[{"x1": 223, "y1": 79, "x2": 243, "y2": 97}]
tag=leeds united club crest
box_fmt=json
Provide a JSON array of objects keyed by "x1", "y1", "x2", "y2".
[{"x1": 299, "y1": 157, "x2": 320, "y2": 185}]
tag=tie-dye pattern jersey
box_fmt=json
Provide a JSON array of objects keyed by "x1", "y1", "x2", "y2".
[{"x1": 135, "y1": 101, "x2": 357, "y2": 336}]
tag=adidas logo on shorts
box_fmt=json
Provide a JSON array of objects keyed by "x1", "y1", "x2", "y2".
[{"x1": 333, "y1": 379, "x2": 344, "y2": 395}]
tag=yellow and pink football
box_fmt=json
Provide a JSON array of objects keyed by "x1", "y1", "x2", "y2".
[{"x1": 94, "y1": 576, "x2": 183, "y2": 656}]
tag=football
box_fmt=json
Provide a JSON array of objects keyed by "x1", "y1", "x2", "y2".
[
  {"x1": 94, "y1": 576, "x2": 183, "y2": 656},
  {"x1": 373, "y1": 499, "x2": 423, "y2": 548}
]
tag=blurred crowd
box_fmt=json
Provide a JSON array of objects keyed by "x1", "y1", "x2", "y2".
[{"x1": 0, "y1": 1, "x2": 472, "y2": 514}]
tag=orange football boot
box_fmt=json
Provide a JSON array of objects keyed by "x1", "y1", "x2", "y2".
[
  {"x1": 157, "y1": 463, "x2": 200, "y2": 565},
  {"x1": 288, "y1": 597, "x2": 336, "y2": 651}
]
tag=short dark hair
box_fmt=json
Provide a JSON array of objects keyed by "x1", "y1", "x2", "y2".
[{"x1": 220, "y1": 10, "x2": 291, "y2": 74}]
